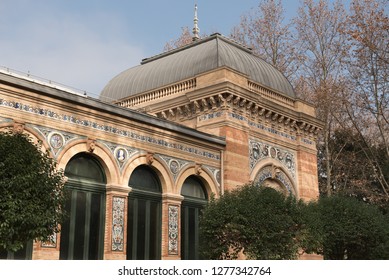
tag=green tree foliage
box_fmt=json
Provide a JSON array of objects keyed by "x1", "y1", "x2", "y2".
[
  {"x1": 199, "y1": 183, "x2": 305, "y2": 259},
  {"x1": 0, "y1": 132, "x2": 66, "y2": 253},
  {"x1": 305, "y1": 195, "x2": 389, "y2": 259}
]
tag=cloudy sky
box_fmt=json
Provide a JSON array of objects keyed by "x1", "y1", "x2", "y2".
[{"x1": 0, "y1": 0, "x2": 303, "y2": 97}]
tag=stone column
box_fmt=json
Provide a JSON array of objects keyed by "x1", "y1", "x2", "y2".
[
  {"x1": 104, "y1": 184, "x2": 130, "y2": 260},
  {"x1": 161, "y1": 193, "x2": 184, "y2": 260}
]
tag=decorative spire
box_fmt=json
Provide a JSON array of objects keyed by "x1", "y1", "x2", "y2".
[{"x1": 192, "y1": 3, "x2": 200, "y2": 41}]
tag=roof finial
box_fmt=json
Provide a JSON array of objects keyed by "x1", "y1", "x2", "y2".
[{"x1": 192, "y1": 3, "x2": 200, "y2": 41}]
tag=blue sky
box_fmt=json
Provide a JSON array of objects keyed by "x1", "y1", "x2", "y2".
[{"x1": 0, "y1": 1, "x2": 303, "y2": 96}]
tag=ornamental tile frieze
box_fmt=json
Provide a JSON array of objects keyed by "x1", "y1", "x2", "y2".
[
  {"x1": 0, "y1": 97, "x2": 220, "y2": 161},
  {"x1": 156, "y1": 92, "x2": 319, "y2": 144},
  {"x1": 249, "y1": 138, "x2": 296, "y2": 179}
]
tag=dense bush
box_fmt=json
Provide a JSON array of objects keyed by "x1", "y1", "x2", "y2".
[
  {"x1": 199, "y1": 183, "x2": 389, "y2": 260},
  {"x1": 199, "y1": 183, "x2": 305, "y2": 259},
  {"x1": 0, "y1": 132, "x2": 66, "y2": 253},
  {"x1": 305, "y1": 195, "x2": 389, "y2": 259}
]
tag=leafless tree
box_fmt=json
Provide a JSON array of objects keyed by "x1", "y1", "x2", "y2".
[
  {"x1": 163, "y1": 27, "x2": 194, "y2": 52},
  {"x1": 230, "y1": 0, "x2": 299, "y2": 81},
  {"x1": 293, "y1": 0, "x2": 349, "y2": 195},
  {"x1": 338, "y1": 0, "x2": 389, "y2": 197}
]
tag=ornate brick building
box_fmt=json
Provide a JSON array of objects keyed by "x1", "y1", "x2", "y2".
[{"x1": 0, "y1": 33, "x2": 322, "y2": 260}]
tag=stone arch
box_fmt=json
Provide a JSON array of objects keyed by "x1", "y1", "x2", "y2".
[
  {"x1": 251, "y1": 158, "x2": 297, "y2": 196},
  {"x1": 176, "y1": 164, "x2": 219, "y2": 199},
  {"x1": 121, "y1": 153, "x2": 172, "y2": 194},
  {"x1": 56, "y1": 139, "x2": 119, "y2": 186}
]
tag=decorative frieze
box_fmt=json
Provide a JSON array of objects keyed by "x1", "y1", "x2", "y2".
[
  {"x1": 112, "y1": 197, "x2": 125, "y2": 251},
  {"x1": 0, "y1": 97, "x2": 221, "y2": 161},
  {"x1": 156, "y1": 91, "x2": 319, "y2": 144}
]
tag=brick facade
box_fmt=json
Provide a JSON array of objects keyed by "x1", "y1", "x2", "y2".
[{"x1": 0, "y1": 34, "x2": 322, "y2": 260}]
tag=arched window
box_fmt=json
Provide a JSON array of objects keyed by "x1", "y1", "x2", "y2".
[
  {"x1": 127, "y1": 165, "x2": 162, "y2": 260},
  {"x1": 59, "y1": 153, "x2": 106, "y2": 260},
  {"x1": 181, "y1": 175, "x2": 207, "y2": 260}
]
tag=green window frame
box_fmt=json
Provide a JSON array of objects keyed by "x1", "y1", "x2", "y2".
[
  {"x1": 181, "y1": 176, "x2": 207, "y2": 260},
  {"x1": 127, "y1": 165, "x2": 162, "y2": 260},
  {"x1": 59, "y1": 153, "x2": 106, "y2": 260}
]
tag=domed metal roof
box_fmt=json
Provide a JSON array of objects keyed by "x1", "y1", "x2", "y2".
[{"x1": 100, "y1": 34, "x2": 295, "y2": 102}]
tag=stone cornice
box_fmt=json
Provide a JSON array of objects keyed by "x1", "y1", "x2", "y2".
[{"x1": 155, "y1": 92, "x2": 323, "y2": 139}]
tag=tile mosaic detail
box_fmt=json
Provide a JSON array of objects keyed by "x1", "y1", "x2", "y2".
[
  {"x1": 101, "y1": 141, "x2": 139, "y2": 171},
  {"x1": 33, "y1": 126, "x2": 79, "y2": 157},
  {"x1": 168, "y1": 205, "x2": 179, "y2": 255},
  {"x1": 159, "y1": 155, "x2": 190, "y2": 181},
  {"x1": 112, "y1": 197, "x2": 125, "y2": 251},
  {"x1": 228, "y1": 112, "x2": 297, "y2": 141},
  {"x1": 255, "y1": 165, "x2": 294, "y2": 193},
  {"x1": 249, "y1": 139, "x2": 296, "y2": 179},
  {"x1": 198, "y1": 111, "x2": 224, "y2": 121}
]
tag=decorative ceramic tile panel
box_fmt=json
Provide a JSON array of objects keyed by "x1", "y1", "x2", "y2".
[
  {"x1": 112, "y1": 197, "x2": 125, "y2": 251},
  {"x1": 168, "y1": 205, "x2": 179, "y2": 255}
]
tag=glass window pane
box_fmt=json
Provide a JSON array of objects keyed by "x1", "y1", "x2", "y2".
[
  {"x1": 136, "y1": 199, "x2": 146, "y2": 260},
  {"x1": 181, "y1": 176, "x2": 207, "y2": 260},
  {"x1": 129, "y1": 166, "x2": 161, "y2": 192},
  {"x1": 59, "y1": 191, "x2": 72, "y2": 260},
  {"x1": 127, "y1": 165, "x2": 162, "y2": 260},
  {"x1": 73, "y1": 191, "x2": 86, "y2": 260},
  {"x1": 65, "y1": 154, "x2": 106, "y2": 184},
  {"x1": 60, "y1": 154, "x2": 106, "y2": 260},
  {"x1": 88, "y1": 193, "x2": 102, "y2": 260},
  {"x1": 149, "y1": 200, "x2": 160, "y2": 260},
  {"x1": 126, "y1": 198, "x2": 135, "y2": 260},
  {"x1": 181, "y1": 176, "x2": 206, "y2": 199}
]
